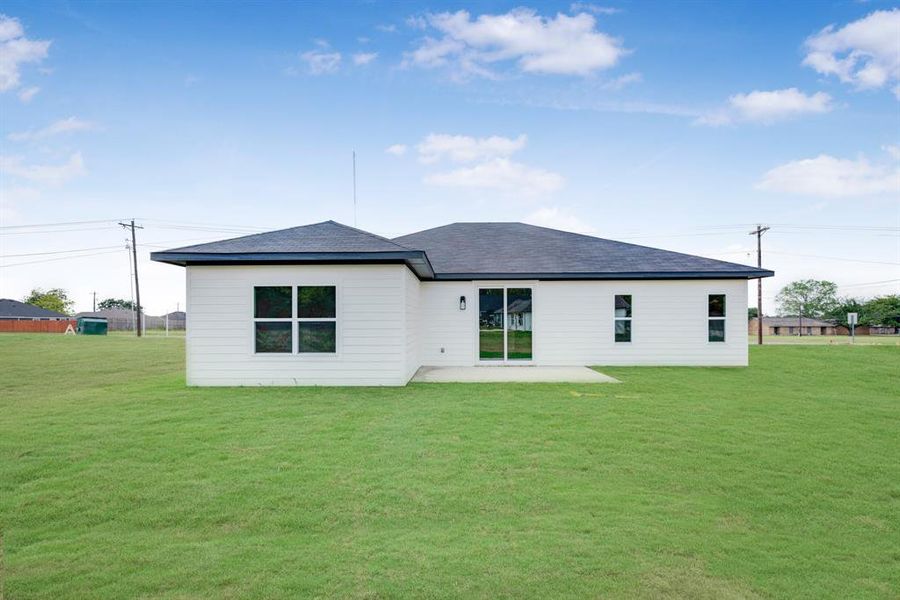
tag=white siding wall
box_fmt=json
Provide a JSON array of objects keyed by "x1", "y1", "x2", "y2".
[
  {"x1": 418, "y1": 281, "x2": 477, "y2": 366},
  {"x1": 533, "y1": 279, "x2": 748, "y2": 366},
  {"x1": 403, "y1": 268, "x2": 421, "y2": 380},
  {"x1": 186, "y1": 264, "x2": 408, "y2": 386},
  {"x1": 417, "y1": 279, "x2": 749, "y2": 367},
  {"x1": 185, "y1": 269, "x2": 750, "y2": 386}
]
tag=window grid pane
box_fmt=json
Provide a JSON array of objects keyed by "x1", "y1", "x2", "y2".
[
  {"x1": 708, "y1": 294, "x2": 726, "y2": 318},
  {"x1": 708, "y1": 319, "x2": 725, "y2": 342},
  {"x1": 615, "y1": 319, "x2": 632, "y2": 343},
  {"x1": 615, "y1": 295, "x2": 632, "y2": 318},
  {"x1": 298, "y1": 286, "x2": 336, "y2": 319},
  {"x1": 255, "y1": 321, "x2": 292, "y2": 353},
  {"x1": 255, "y1": 286, "x2": 292, "y2": 318},
  {"x1": 298, "y1": 321, "x2": 336, "y2": 353}
]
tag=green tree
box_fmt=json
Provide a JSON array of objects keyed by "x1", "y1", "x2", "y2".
[
  {"x1": 24, "y1": 288, "x2": 74, "y2": 315},
  {"x1": 775, "y1": 280, "x2": 838, "y2": 336},
  {"x1": 748, "y1": 307, "x2": 759, "y2": 320},
  {"x1": 824, "y1": 296, "x2": 866, "y2": 329},
  {"x1": 863, "y1": 295, "x2": 900, "y2": 328},
  {"x1": 98, "y1": 298, "x2": 139, "y2": 311}
]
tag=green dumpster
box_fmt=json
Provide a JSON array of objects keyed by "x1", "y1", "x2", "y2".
[{"x1": 77, "y1": 316, "x2": 108, "y2": 335}]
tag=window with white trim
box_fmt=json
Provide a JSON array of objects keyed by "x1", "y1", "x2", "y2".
[
  {"x1": 297, "y1": 286, "x2": 336, "y2": 353},
  {"x1": 254, "y1": 286, "x2": 292, "y2": 353},
  {"x1": 253, "y1": 286, "x2": 337, "y2": 354},
  {"x1": 614, "y1": 294, "x2": 632, "y2": 343},
  {"x1": 708, "y1": 294, "x2": 726, "y2": 342}
]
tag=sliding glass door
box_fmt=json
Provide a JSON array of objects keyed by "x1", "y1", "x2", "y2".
[{"x1": 478, "y1": 287, "x2": 533, "y2": 361}]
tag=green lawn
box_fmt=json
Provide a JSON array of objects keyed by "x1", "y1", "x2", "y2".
[
  {"x1": 748, "y1": 334, "x2": 900, "y2": 346},
  {"x1": 1, "y1": 335, "x2": 898, "y2": 599}
]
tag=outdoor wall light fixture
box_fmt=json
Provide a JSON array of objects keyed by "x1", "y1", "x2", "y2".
[{"x1": 459, "y1": 296, "x2": 466, "y2": 310}]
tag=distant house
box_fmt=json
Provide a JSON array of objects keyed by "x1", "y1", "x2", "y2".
[
  {"x1": 868, "y1": 325, "x2": 900, "y2": 335},
  {"x1": 749, "y1": 316, "x2": 838, "y2": 336},
  {"x1": 0, "y1": 298, "x2": 73, "y2": 333},
  {"x1": 162, "y1": 310, "x2": 186, "y2": 330},
  {"x1": 151, "y1": 220, "x2": 773, "y2": 386}
]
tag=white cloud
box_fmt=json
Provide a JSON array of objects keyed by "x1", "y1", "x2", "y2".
[
  {"x1": 424, "y1": 157, "x2": 564, "y2": 196},
  {"x1": 883, "y1": 144, "x2": 900, "y2": 160},
  {"x1": 569, "y1": 3, "x2": 621, "y2": 16},
  {"x1": 8, "y1": 116, "x2": 96, "y2": 142},
  {"x1": 417, "y1": 133, "x2": 528, "y2": 164},
  {"x1": 300, "y1": 49, "x2": 341, "y2": 75},
  {"x1": 697, "y1": 88, "x2": 833, "y2": 126},
  {"x1": 757, "y1": 151, "x2": 899, "y2": 197},
  {"x1": 524, "y1": 207, "x2": 596, "y2": 233},
  {"x1": 404, "y1": 8, "x2": 627, "y2": 78},
  {"x1": 601, "y1": 71, "x2": 641, "y2": 90},
  {"x1": 416, "y1": 132, "x2": 563, "y2": 196},
  {"x1": 803, "y1": 9, "x2": 900, "y2": 95},
  {"x1": 0, "y1": 152, "x2": 86, "y2": 185},
  {"x1": 385, "y1": 144, "x2": 408, "y2": 156},
  {"x1": 17, "y1": 85, "x2": 38, "y2": 102},
  {"x1": 0, "y1": 14, "x2": 51, "y2": 92},
  {"x1": 376, "y1": 24, "x2": 397, "y2": 33},
  {"x1": 406, "y1": 15, "x2": 428, "y2": 30},
  {"x1": 352, "y1": 52, "x2": 377, "y2": 66}
]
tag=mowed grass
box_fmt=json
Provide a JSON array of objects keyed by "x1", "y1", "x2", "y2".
[{"x1": 1, "y1": 335, "x2": 898, "y2": 599}]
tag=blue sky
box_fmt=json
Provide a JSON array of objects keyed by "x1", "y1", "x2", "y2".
[{"x1": 1, "y1": 1, "x2": 898, "y2": 314}]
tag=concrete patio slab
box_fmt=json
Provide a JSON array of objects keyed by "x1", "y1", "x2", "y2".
[{"x1": 411, "y1": 366, "x2": 619, "y2": 383}]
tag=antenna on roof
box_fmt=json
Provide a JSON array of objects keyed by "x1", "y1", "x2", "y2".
[{"x1": 352, "y1": 150, "x2": 357, "y2": 227}]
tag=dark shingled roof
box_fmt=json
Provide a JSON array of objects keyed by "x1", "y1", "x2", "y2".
[
  {"x1": 164, "y1": 220, "x2": 414, "y2": 254},
  {"x1": 0, "y1": 298, "x2": 70, "y2": 319},
  {"x1": 393, "y1": 222, "x2": 772, "y2": 279},
  {"x1": 151, "y1": 221, "x2": 435, "y2": 278},
  {"x1": 151, "y1": 220, "x2": 773, "y2": 280}
]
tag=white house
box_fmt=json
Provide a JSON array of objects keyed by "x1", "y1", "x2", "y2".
[{"x1": 151, "y1": 221, "x2": 773, "y2": 386}]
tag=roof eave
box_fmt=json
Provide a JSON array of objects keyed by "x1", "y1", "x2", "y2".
[
  {"x1": 150, "y1": 250, "x2": 436, "y2": 279},
  {"x1": 432, "y1": 270, "x2": 775, "y2": 280}
]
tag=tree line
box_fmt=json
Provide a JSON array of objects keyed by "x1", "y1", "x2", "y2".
[
  {"x1": 771, "y1": 279, "x2": 899, "y2": 328},
  {"x1": 23, "y1": 288, "x2": 140, "y2": 315}
]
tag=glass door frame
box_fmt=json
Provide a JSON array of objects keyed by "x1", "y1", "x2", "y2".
[{"x1": 476, "y1": 284, "x2": 534, "y2": 364}]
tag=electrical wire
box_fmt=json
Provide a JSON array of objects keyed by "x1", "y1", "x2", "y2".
[{"x1": 0, "y1": 249, "x2": 124, "y2": 268}]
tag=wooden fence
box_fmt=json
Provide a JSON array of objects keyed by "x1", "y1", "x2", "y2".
[{"x1": 0, "y1": 319, "x2": 75, "y2": 333}]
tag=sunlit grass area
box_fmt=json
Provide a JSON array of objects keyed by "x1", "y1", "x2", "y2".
[
  {"x1": 1, "y1": 334, "x2": 897, "y2": 599},
  {"x1": 748, "y1": 334, "x2": 900, "y2": 345}
]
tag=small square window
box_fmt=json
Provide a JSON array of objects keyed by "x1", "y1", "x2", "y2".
[
  {"x1": 255, "y1": 322, "x2": 292, "y2": 353},
  {"x1": 298, "y1": 321, "x2": 336, "y2": 353},
  {"x1": 708, "y1": 294, "x2": 726, "y2": 318},
  {"x1": 615, "y1": 319, "x2": 632, "y2": 343},
  {"x1": 708, "y1": 319, "x2": 725, "y2": 343},
  {"x1": 298, "y1": 286, "x2": 336, "y2": 318},
  {"x1": 254, "y1": 286, "x2": 292, "y2": 318}
]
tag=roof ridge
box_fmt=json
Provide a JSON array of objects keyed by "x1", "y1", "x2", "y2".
[{"x1": 325, "y1": 220, "x2": 417, "y2": 251}]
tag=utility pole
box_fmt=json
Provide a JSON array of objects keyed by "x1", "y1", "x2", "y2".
[
  {"x1": 749, "y1": 225, "x2": 770, "y2": 345},
  {"x1": 119, "y1": 220, "x2": 144, "y2": 337},
  {"x1": 92, "y1": 291, "x2": 96, "y2": 312}
]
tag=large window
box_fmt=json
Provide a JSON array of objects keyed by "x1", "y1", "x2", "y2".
[
  {"x1": 253, "y1": 286, "x2": 337, "y2": 354},
  {"x1": 615, "y1": 295, "x2": 632, "y2": 343},
  {"x1": 708, "y1": 294, "x2": 726, "y2": 342}
]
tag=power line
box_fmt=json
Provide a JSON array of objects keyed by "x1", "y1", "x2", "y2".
[
  {"x1": 0, "y1": 218, "x2": 124, "y2": 230},
  {"x1": 0, "y1": 249, "x2": 123, "y2": 268},
  {"x1": 0, "y1": 225, "x2": 119, "y2": 236},
  {"x1": 1, "y1": 244, "x2": 125, "y2": 258},
  {"x1": 838, "y1": 278, "x2": 900, "y2": 289},
  {"x1": 764, "y1": 251, "x2": 900, "y2": 267}
]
